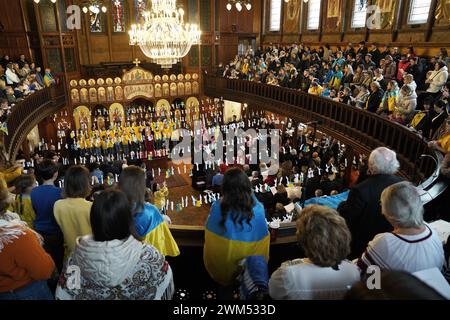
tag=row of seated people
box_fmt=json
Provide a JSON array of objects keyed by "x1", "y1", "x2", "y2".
[
  {"x1": 219, "y1": 43, "x2": 450, "y2": 146},
  {"x1": 1, "y1": 145, "x2": 449, "y2": 299},
  {"x1": 0, "y1": 54, "x2": 57, "y2": 133}
]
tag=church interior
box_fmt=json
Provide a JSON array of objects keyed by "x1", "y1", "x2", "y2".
[{"x1": 0, "y1": 0, "x2": 450, "y2": 302}]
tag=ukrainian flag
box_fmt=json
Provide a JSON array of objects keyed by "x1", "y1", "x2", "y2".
[
  {"x1": 204, "y1": 197, "x2": 270, "y2": 286},
  {"x1": 134, "y1": 203, "x2": 180, "y2": 257}
]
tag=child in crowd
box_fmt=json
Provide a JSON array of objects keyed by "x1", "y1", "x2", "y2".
[{"x1": 13, "y1": 174, "x2": 37, "y2": 228}]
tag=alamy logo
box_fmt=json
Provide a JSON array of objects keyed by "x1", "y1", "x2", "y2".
[
  {"x1": 366, "y1": 5, "x2": 382, "y2": 30},
  {"x1": 366, "y1": 265, "x2": 381, "y2": 290},
  {"x1": 66, "y1": 265, "x2": 81, "y2": 290},
  {"x1": 169, "y1": 120, "x2": 280, "y2": 175}
]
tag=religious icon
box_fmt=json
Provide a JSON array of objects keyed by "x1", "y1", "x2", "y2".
[
  {"x1": 97, "y1": 78, "x2": 105, "y2": 85},
  {"x1": 192, "y1": 73, "x2": 199, "y2": 80},
  {"x1": 89, "y1": 88, "x2": 98, "y2": 103},
  {"x1": 192, "y1": 81, "x2": 199, "y2": 94},
  {"x1": 88, "y1": 79, "x2": 96, "y2": 86},
  {"x1": 79, "y1": 79, "x2": 87, "y2": 86},
  {"x1": 177, "y1": 74, "x2": 184, "y2": 81},
  {"x1": 162, "y1": 83, "x2": 169, "y2": 96},
  {"x1": 286, "y1": 0, "x2": 300, "y2": 20},
  {"x1": 185, "y1": 74, "x2": 191, "y2": 81},
  {"x1": 170, "y1": 74, "x2": 177, "y2": 81},
  {"x1": 106, "y1": 78, "x2": 114, "y2": 85},
  {"x1": 112, "y1": 0, "x2": 126, "y2": 32},
  {"x1": 115, "y1": 86, "x2": 124, "y2": 100},
  {"x1": 435, "y1": 0, "x2": 450, "y2": 25},
  {"x1": 327, "y1": 0, "x2": 340, "y2": 17},
  {"x1": 170, "y1": 83, "x2": 177, "y2": 96},
  {"x1": 70, "y1": 80, "x2": 78, "y2": 87},
  {"x1": 155, "y1": 84, "x2": 162, "y2": 97},
  {"x1": 107, "y1": 86, "x2": 114, "y2": 101},
  {"x1": 185, "y1": 82, "x2": 192, "y2": 95},
  {"x1": 80, "y1": 88, "x2": 89, "y2": 103},
  {"x1": 98, "y1": 87, "x2": 106, "y2": 102},
  {"x1": 177, "y1": 82, "x2": 185, "y2": 95},
  {"x1": 97, "y1": 116, "x2": 106, "y2": 130},
  {"x1": 71, "y1": 89, "x2": 80, "y2": 104},
  {"x1": 114, "y1": 77, "x2": 122, "y2": 84}
]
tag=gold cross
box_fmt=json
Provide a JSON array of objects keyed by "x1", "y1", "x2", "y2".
[{"x1": 133, "y1": 58, "x2": 141, "y2": 67}]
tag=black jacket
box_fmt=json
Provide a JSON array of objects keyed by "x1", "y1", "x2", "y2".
[
  {"x1": 337, "y1": 174, "x2": 404, "y2": 258},
  {"x1": 365, "y1": 89, "x2": 384, "y2": 113}
]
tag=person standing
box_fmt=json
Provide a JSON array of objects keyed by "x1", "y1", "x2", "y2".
[
  {"x1": 204, "y1": 168, "x2": 270, "y2": 288},
  {"x1": 54, "y1": 166, "x2": 92, "y2": 255},
  {"x1": 55, "y1": 190, "x2": 174, "y2": 300},
  {"x1": 338, "y1": 147, "x2": 404, "y2": 258},
  {"x1": 31, "y1": 160, "x2": 64, "y2": 272}
]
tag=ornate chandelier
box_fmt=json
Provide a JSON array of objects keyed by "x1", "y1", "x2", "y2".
[{"x1": 129, "y1": 0, "x2": 201, "y2": 69}]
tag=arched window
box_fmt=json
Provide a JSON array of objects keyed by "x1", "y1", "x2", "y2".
[
  {"x1": 89, "y1": 4, "x2": 103, "y2": 32},
  {"x1": 351, "y1": 0, "x2": 367, "y2": 28},
  {"x1": 269, "y1": 0, "x2": 282, "y2": 31},
  {"x1": 134, "y1": 0, "x2": 147, "y2": 23},
  {"x1": 307, "y1": 0, "x2": 321, "y2": 30},
  {"x1": 408, "y1": 0, "x2": 432, "y2": 24},
  {"x1": 111, "y1": 0, "x2": 126, "y2": 32}
]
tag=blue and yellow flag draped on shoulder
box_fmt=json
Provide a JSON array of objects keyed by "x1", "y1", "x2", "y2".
[
  {"x1": 204, "y1": 197, "x2": 270, "y2": 286},
  {"x1": 134, "y1": 203, "x2": 180, "y2": 257}
]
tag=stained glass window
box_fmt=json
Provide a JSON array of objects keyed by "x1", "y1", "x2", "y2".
[
  {"x1": 111, "y1": 0, "x2": 126, "y2": 32},
  {"x1": 135, "y1": 0, "x2": 147, "y2": 23},
  {"x1": 89, "y1": 5, "x2": 103, "y2": 32}
]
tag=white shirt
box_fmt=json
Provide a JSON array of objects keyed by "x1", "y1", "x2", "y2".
[
  {"x1": 357, "y1": 224, "x2": 445, "y2": 274},
  {"x1": 269, "y1": 258, "x2": 361, "y2": 300},
  {"x1": 5, "y1": 68, "x2": 20, "y2": 84}
]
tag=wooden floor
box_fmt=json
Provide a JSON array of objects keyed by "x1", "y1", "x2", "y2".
[{"x1": 148, "y1": 159, "x2": 211, "y2": 226}]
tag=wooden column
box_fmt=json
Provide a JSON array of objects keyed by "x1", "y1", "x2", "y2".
[{"x1": 425, "y1": 0, "x2": 438, "y2": 42}]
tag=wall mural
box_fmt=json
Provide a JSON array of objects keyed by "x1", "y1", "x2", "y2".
[
  {"x1": 73, "y1": 106, "x2": 92, "y2": 132},
  {"x1": 373, "y1": 0, "x2": 396, "y2": 29},
  {"x1": 325, "y1": 0, "x2": 342, "y2": 30},
  {"x1": 435, "y1": 0, "x2": 450, "y2": 25},
  {"x1": 283, "y1": 0, "x2": 301, "y2": 33},
  {"x1": 109, "y1": 103, "x2": 126, "y2": 124}
]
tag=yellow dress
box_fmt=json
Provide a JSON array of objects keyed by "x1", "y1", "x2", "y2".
[{"x1": 153, "y1": 186, "x2": 169, "y2": 210}]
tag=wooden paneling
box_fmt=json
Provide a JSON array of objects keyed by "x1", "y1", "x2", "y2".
[{"x1": 0, "y1": 0, "x2": 34, "y2": 60}]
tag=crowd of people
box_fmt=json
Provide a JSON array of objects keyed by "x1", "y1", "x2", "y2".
[
  {"x1": 0, "y1": 45, "x2": 449, "y2": 300},
  {"x1": 219, "y1": 43, "x2": 450, "y2": 146},
  {"x1": 0, "y1": 54, "x2": 56, "y2": 133},
  {"x1": 1, "y1": 121, "x2": 449, "y2": 299}
]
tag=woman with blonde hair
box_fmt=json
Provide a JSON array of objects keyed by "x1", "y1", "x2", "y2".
[{"x1": 269, "y1": 205, "x2": 360, "y2": 300}]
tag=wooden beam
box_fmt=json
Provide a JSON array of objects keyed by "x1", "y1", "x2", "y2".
[{"x1": 425, "y1": 0, "x2": 438, "y2": 42}]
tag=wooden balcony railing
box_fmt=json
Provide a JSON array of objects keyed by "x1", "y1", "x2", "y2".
[
  {"x1": 4, "y1": 81, "x2": 66, "y2": 163},
  {"x1": 203, "y1": 75, "x2": 446, "y2": 202}
]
